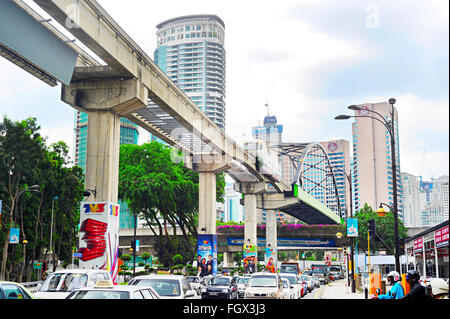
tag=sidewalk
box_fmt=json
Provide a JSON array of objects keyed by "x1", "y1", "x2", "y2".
[{"x1": 319, "y1": 279, "x2": 365, "y2": 299}]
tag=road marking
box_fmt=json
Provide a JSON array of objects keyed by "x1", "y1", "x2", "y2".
[{"x1": 314, "y1": 283, "x2": 330, "y2": 299}]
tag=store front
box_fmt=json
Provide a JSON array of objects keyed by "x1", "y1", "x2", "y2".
[{"x1": 405, "y1": 221, "x2": 449, "y2": 280}]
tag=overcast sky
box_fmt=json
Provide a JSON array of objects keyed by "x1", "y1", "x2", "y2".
[{"x1": 1, "y1": 0, "x2": 448, "y2": 181}]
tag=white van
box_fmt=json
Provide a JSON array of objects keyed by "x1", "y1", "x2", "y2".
[{"x1": 35, "y1": 269, "x2": 112, "y2": 299}]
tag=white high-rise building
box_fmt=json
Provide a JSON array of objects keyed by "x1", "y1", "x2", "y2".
[
  {"x1": 154, "y1": 15, "x2": 226, "y2": 130},
  {"x1": 402, "y1": 173, "x2": 449, "y2": 227},
  {"x1": 351, "y1": 102, "x2": 403, "y2": 218}
]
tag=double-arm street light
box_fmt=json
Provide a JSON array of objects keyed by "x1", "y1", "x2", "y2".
[
  {"x1": 335, "y1": 98, "x2": 401, "y2": 274},
  {"x1": 327, "y1": 165, "x2": 356, "y2": 293}
]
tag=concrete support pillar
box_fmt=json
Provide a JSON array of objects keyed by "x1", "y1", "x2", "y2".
[
  {"x1": 244, "y1": 194, "x2": 257, "y2": 247},
  {"x1": 198, "y1": 172, "x2": 217, "y2": 234},
  {"x1": 61, "y1": 77, "x2": 148, "y2": 203},
  {"x1": 223, "y1": 252, "x2": 234, "y2": 268},
  {"x1": 85, "y1": 110, "x2": 121, "y2": 203},
  {"x1": 265, "y1": 210, "x2": 278, "y2": 270}
]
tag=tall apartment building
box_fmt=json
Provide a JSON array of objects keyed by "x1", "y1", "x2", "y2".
[
  {"x1": 401, "y1": 172, "x2": 422, "y2": 227},
  {"x1": 73, "y1": 111, "x2": 140, "y2": 228},
  {"x1": 351, "y1": 102, "x2": 403, "y2": 219},
  {"x1": 320, "y1": 140, "x2": 351, "y2": 217},
  {"x1": 153, "y1": 15, "x2": 226, "y2": 130}
]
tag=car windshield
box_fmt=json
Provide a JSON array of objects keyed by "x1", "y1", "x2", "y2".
[
  {"x1": 330, "y1": 267, "x2": 341, "y2": 272},
  {"x1": 237, "y1": 277, "x2": 249, "y2": 284},
  {"x1": 39, "y1": 273, "x2": 88, "y2": 292},
  {"x1": 279, "y1": 265, "x2": 297, "y2": 274},
  {"x1": 301, "y1": 276, "x2": 309, "y2": 281},
  {"x1": 68, "y1": 290, "x2": 129, "y2": 299},
  {"x1": 187, "y1": 277, "x2": 199, "y2": 283},
  {"x1": 280, "y1": 275, "x2": 297, "y2": 284},
  {"x1": 248, "y1": 276, "x2": 277, "y2": 287},
  {"x1": 210, "y1": 277, "x2": 230, "y2": 286},
  {"x1": 130, "y1": 279, "x2": 180, "y2": 296}
]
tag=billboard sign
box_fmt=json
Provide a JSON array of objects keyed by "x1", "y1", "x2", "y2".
[
  {"x1": 265, "y1": 246, "x2": 277, "y2": 273},
  {"x1": 243, "y1": 244, "x2": 257, "y2": 274},
  {"x1": 196, "y1": 234, "x2": 217, "y2": 277},
  {"x1": 78, "y1": 201, "x2": 120, "y2": 283}
]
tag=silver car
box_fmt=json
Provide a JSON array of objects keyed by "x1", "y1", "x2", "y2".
[{"x1": 128, "y1": 275, "x2": 196, "y2": 299}]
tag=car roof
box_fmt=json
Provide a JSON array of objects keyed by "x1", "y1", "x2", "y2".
[
  {"x1": 131, "y1": 275, "x2": 184, "y2": 280},
  {"x1": 74, "y1": 285, "x2": 156, "y2": 292},
  {"x1": 47, "y1": 269, "x2": 110, "y2": 275},
  {"x1": 251, "y1": 272, "x2": 279, "y2": 276}
]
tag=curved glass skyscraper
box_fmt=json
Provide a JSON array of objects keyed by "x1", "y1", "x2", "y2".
[{"x1": 154, "y1": 15, "x2": 226, "y2": 130}]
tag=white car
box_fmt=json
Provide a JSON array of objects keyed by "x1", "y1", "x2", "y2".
[
  {"x1": 35, "y1": 269, "x2": 112, "y2": 299},
  {"x1": 66, "y1": 280, "x2": 160, "y2": 299},
  {"x1": 127, "y1": 275, "x2": 196, "y2": 299},
  {"x1": 279, "y1": 278, "x2": 294, "y2": 299},
  {"x1": 236, "y1": 276, "x2": 250, "y2": 299},
  {"x1": 244, "y1": 272, "x2": 283, "y2": 299},
  {"x1": 186, "y1": 276, "x2": 201, "y2": 294},
  {"x1": 279, "y1": 273, "x2": 302, "y2": 299}
]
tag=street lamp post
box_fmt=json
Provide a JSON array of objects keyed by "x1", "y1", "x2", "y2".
[
  {"x1": 327, "y1": 165, "x2": 356, "y2": 293},
  {"x1": 335, "y1": 98, "x2": 401, "y2": 274}
]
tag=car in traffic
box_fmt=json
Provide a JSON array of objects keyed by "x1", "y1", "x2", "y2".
[
  {"x1": 244, "y1": 272, "x2": 283, "y2": 299},
  {"x1": 199, "y1": 275, "x2": 213, "y2": 292},
  {"x1": 301, "y1": 275, "x2": 315, "y2": 293},
  {"x1": 312, "y1": 276, "x2": 320, "y2": 288},
  {"x1": 310, "y1": 264, "x2": 330, "y2": 285},
  {"x1": 186, "y1": 276, "x2": 201, "y2": 294},
  {"x1": 0, "y1": 281, "x2": 37, "y2": 299},
  {"x1": 35, "y1": 269, "x2": 112, "y2": 299},
  {"x1": 127, "y1": 275, "x2": 196, "y2": 299},
  {"x1": 201, "y1": 275, "x2": 238, "y2": 299},
  {"x1": 66, "y1": 280, "x2": 160, "y2": 299},
  {"x1": 279, "y1": 273, "x2": 302, "y2": 299},
  {"x1": 236, "y1": 276, "x2": 250, "y2": 299},
  {"x1": 279, "y1": 278, "x2": 295, "y2": 299}
]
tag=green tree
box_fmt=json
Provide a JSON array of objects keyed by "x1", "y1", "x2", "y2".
[
  {"x1": 355, "y1": 203, "x2": 408, "y2": 255},
  {"x1": 118, "y1": 142, "x2": 225, "y2": 267}
]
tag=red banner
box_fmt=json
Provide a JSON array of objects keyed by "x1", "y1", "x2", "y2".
[
  {"x1": 435, "y1": 226, "x2": 449, "y2": 248},
  {"x1": 413, "y1": 237, "x2": 423, "y2": 252}
]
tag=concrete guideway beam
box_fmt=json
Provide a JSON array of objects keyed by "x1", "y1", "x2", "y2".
[{"x1": 32, "y1": 0, "x2": 259, "y2": 176}]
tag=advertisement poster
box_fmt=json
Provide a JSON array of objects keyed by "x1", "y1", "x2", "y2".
[
  {"x1": 196, "y1": 234, "x2": 217, "y2": 277},
  {"x1": 9, "y1": 228, "x2": 19, "y2": 244},
  {"x1": 243, "y1": 244, "x2": 257, "y2": 274},
  {"x1": 78, "y1": 201, "x2": 120, "y2": 283},
  {"x1": 347, "y1": 218, "x2": 358, "y2": 237},
  {"x1": 435, "y1": 226, "x2": 449, "y2": 248},
  {"x1": 265, "y1": 247, "x2": 277, "y2": 273}
]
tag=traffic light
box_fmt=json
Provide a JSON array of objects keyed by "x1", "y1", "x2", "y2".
[{"x1": 368, "y1": 219, "x2": 376, "y2": 241}]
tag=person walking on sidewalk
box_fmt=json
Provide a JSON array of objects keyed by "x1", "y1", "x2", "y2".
[{"x1": 373, "y1": 271, "x2": 404, "y2": 299}]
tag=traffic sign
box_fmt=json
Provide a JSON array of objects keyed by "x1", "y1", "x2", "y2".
[{"x1": 73, "y1": 252, "x2": 83, "y2": 258}]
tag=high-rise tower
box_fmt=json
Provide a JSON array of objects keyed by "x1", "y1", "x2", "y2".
[
  {"x1": 351, "y1": 102, "x2": 403, "y2": 218},
  {"x1": 153, "y1": 15, "x2": 226, "y2": 130}
]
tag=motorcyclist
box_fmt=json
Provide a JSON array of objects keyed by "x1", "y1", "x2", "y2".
[
  {"x1": 401, "y1": 269, "x2": 428, "y2": 300},
  {"x1": 373, "y1": 271, "x2": 404, "y2": 299},
  {"x1": 429, "y1": 278, "x2": 448, "y2": 299}
]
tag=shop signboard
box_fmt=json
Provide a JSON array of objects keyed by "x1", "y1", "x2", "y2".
[
  {"x1": 413, "y1": 237, "x2": 423, "y2": 252},
  {"x1": 434, "y1": 226, "x2": 449, "y2": 248}
]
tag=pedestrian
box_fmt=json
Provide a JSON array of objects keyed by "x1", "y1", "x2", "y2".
[
  {"x1": 429, "y1": 278, "x2": 448, "y2": 299},
  {"x1": 373, "y1": 271, "x2": 404, "y2": 299},
  {"x1": 401, "y1": 269, "x2": 429, "y2": 300}
]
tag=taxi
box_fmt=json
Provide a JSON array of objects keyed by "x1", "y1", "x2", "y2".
[
  {"x1": 0, "y1": 281, "x2": 37, "y2": 299},
  {"x1": 65, "y1": 280, "x2": 160, "y2": 299}
]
